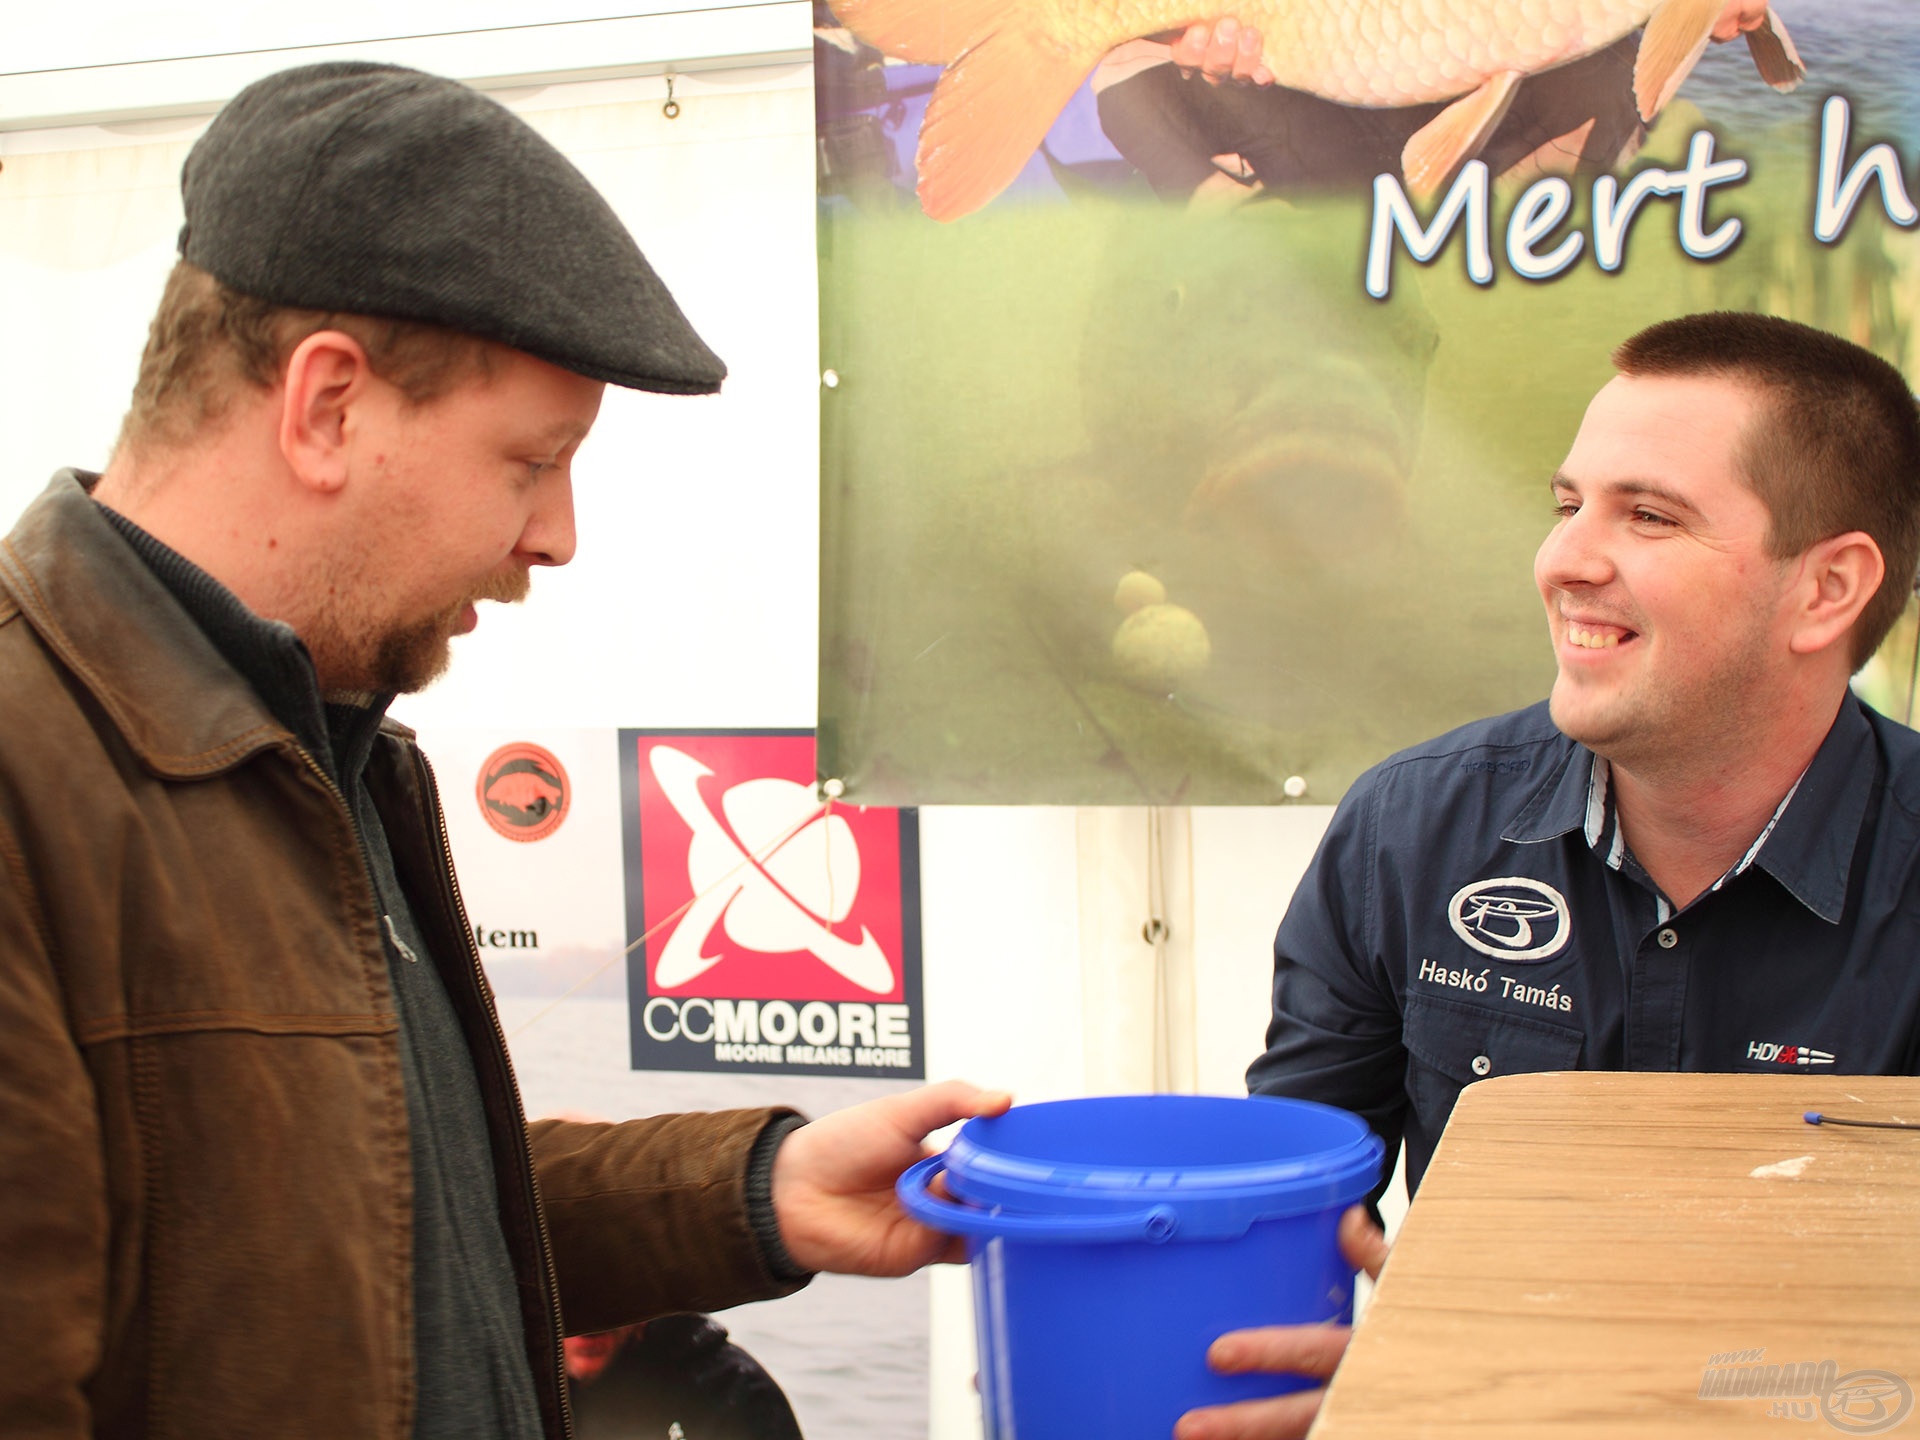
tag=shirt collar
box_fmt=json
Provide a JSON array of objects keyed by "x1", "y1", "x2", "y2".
[
  {"x1": 1746, "y1": 696, "x2": 1878, "y2": 924},
  {"x1": 1501, "y1": 697, "x2": 1875, "y2": 924},
  {"x1": 1502, "y1": 733, "x2": 1593, "y2": 845}
]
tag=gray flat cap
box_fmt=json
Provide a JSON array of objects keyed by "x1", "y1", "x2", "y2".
[{"x1": 180, "y1": 61, "x2": 725, "y2": 394}]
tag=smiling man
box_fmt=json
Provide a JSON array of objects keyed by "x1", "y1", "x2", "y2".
[
  {"x1": 1249, "y1": 311, "x2": 1920, "y2": 1193},
  {"x1": 0, "y1": 62, "x2": 1005, "y2": 1440},
  {"x1": 1178, "y1": 313, "x2": 1920, "y2": 1440}
]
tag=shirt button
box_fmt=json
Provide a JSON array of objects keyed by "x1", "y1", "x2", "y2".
[
  {"x1": 1471, "y1": 1055, "x2": 1492, "y2": 1076},
  {"x1": 1657, "y1": 927, "x2": 1679, "y2": 949}
]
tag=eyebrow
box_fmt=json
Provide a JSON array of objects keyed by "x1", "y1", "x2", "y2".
[
  {"x1": 1549, "y1": 471, "x2": 1703, "y2": 519},
  {"x1": 534, "y1": 420, "x2": 594, "y2": 450}
]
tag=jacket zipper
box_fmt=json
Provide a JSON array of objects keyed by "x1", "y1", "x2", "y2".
[
  {"x1": 416, "y1": 748, "x2": 577, "y2": 1440},
  {"x1": 286, "y1": 744, "x2": 424, "y2": 1438},
  {"x1": 290, "y1": 745, "x2": 377, "y2": 895},
  {"x1": 292, "y1": 741, "x2": 574, "y2": 1440},
  {"x1": 290, "y1": 745, "x2": 419, "y2": 963}
]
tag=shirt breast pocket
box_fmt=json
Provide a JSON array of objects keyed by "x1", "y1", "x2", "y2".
[{"x1": 1403, "y1": 990, "x2": 1586, "y2": 1128}]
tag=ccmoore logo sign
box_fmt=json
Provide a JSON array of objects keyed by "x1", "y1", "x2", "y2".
[{"x1": 618, "y1": 730, "x2": 924, "y2": 1078}]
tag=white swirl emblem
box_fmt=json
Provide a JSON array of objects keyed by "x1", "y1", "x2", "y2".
[
  {"x1": 647, "y1": 745, "x2": 893, "y2": 993},
  {"x1": 1448, "y1": 877, "x2": 1570, "y2": 961}
]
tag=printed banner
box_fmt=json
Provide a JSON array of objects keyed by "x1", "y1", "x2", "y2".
[
  {"x1": 418, "y1": 723, "x2": 930, "y2": 1439},
  {"x1": 620, "y1": 729, "x2": 926, "y2": 1078},
  {"x1": 814, "y1": 0, "x2": 1920, "y2": 806},
  {"x1": 422, "y1": 726, "x2": 629, "y2": 1003}
]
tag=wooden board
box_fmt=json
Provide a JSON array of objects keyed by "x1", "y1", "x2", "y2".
[{"x1": 1315, "y1": 1072, "x2": 1920, "y2": 1437}]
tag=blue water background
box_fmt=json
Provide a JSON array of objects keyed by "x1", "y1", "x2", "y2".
[
  {"x1": 829, "y1": 0, "x2": 1920, "y2": 210},
  {"x1": 1686, "y1": 0, "x2": 1920, "y2": 147}
]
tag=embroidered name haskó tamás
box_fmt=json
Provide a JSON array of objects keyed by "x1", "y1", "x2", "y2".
[
  {"x1": 1417, "y1": 956, "x2": 1574, "y2": 1014},
  {"x1": 1448, "y1": 876, "x2": 1571, "y2": 961}
]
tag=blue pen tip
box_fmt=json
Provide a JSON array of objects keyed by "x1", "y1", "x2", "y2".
[{"x1": 1804, "y1": 1112, "x2": 1824, "y2": 1124}]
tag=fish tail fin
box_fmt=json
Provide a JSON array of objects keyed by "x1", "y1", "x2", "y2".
[
  {"x1": 1401, "y1": 72, "x2": 1521, "y2": 200},
  {"x1": 1634, "y1": 0, "x2": 1721, "y2": 121},
  {"x1": 916, "y1": 31, "x2": 1105, "y2": 221},
  {"x1": 1745, "y1": 8, "x2": 1806, "y2": 93},
  {"x1": 828, "y1": 0, "x2": 1020, "y2": 65}
]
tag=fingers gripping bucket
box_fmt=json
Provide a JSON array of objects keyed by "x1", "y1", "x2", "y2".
[{"x1": 898, "y1": 1095, "x2": 1383, "y2": 1439}]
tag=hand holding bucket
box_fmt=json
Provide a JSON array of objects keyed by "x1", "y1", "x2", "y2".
[
  {"x1": 1177, "y1": 1209, "x2": 1392, "y2": 1440},
  {"x1": 896, "y1": 1094, "x2": 1385, "y2": 1440},
  {"x1": 771, "y1": 1080, "x2": 1014, "y2": 1274}
]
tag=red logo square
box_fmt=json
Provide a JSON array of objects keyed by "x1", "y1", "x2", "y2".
[{"x1": 631, "y1": 733, "x2": 906, "y2": 1002}]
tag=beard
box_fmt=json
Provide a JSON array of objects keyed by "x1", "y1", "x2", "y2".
[{"x1": 307, "y1": 567, "x2": 531, "y2": 695}]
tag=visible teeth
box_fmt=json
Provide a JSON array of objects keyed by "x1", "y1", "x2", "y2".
[{"x1": 1567, "y1": 624, "x2": 1621, "y2": 649}]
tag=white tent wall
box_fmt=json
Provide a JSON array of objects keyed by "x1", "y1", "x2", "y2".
[{"x1": 0, "y1": 9, "x2": 1401, "y2": 1437}]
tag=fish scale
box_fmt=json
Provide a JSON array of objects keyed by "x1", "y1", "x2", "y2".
[
  {"x1": 830, "y1": 0, "x2": 1801, "y2": 219},
  {"x1": 951, "y1": 0, "x2": 1659, "y2": 106}
]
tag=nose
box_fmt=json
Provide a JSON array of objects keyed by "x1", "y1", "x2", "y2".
[
  {"x1": 1534, "y1": 505, "x2": 1613, "y2": 595},
  {"x1": 517, "y1": 472, "x2": 577, "y2": 568}
]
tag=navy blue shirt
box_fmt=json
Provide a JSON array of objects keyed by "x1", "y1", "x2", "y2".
[{"x1": 1248, "y1": 697, "x2": 1920, "y2": 1199}]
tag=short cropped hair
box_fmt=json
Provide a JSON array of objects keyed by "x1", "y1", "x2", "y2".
[
  {"x1": 1613, "y1": 312, "x2": 1920, "y2": 669},
  {"x1": 116, "y1": 260, "x2": 494, "y2": 455}
]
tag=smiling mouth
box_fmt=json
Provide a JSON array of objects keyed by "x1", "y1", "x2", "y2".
[{"x1": 1565, "y1": 620, "x2": 1636, "y2": 650}]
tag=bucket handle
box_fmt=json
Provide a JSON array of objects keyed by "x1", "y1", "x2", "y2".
[{"x1": 897, "y1": 1155, "x2": 1180, "y2": 1244}]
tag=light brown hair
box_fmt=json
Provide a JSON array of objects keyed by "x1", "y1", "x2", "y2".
[
  {"x1": 1614, "y1": 312, "x2": 1920, "y2": 668},
  {"x1": 116, "y1": 260, "x2": 495, "y2": 455}
]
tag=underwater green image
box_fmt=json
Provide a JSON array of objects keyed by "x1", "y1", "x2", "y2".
[{"x1": 817, "y1": 4, "x2": 1920, "y2": 804}]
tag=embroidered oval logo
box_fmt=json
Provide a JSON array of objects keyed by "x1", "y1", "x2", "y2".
[
  {"x1": 1448, "y1": 876, "x2": 1570, "y2": 961},
  {"x1": 477, "y1": 742, "x2": 570, "y2": 843}
]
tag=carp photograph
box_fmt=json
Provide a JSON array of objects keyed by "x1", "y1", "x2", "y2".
[{"x1": 814, "y1": 0, "x2": 1920, "y2": 805}]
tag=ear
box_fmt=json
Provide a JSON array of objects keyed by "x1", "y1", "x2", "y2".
[
  {"x1": 277, "y1": 330, "x2": 378, "y2": 496},
  {"x1": 1787, "y1": 530, "x2": 1886, "y2": 658}
]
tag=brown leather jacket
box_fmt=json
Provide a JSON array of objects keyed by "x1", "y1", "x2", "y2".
[{"x1": 0, "y1": 474, "x2": 802, "y2": 1439}]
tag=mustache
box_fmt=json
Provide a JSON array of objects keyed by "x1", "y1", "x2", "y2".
[{"x1": 469, "y1": 569, "x2": 532, "y2": 607}]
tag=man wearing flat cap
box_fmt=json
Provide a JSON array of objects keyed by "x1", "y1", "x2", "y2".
[{"x1": 0, "y1": 62, "x2": 1004, "y2": 1439}]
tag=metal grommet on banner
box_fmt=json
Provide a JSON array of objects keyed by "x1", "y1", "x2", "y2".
[{"x1": 662, "y1": 73, "x2": 680, "y2": 120}]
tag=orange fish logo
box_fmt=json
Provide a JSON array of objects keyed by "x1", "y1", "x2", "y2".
[{"x1": 477, "y1": 742, "x2": 571, "y2": 843}]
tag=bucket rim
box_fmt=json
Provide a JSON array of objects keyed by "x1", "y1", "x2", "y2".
[{"x1": 940, "y1": 1094, "x2": 1384, "y2": 1230}]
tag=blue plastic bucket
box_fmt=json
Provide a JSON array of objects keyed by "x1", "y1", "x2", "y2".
[{"x1": 897, "y1": 1094, "x2": 1383, "y2": 1440}]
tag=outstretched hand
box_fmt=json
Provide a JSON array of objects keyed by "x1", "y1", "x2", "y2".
[
  {"x1": 1712, "y1": 0, "x2": 1769, "y2": 42},
  {"x1": 770, "y1": 1080, "x2": 1012, "y2": 1276},
  {"x1": 1169, "y1": 18, "x2": 1275, "y2": 88},
  {"x1": 1172, "y1": 1206, "x2": 1391, "y2": 1440}
]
